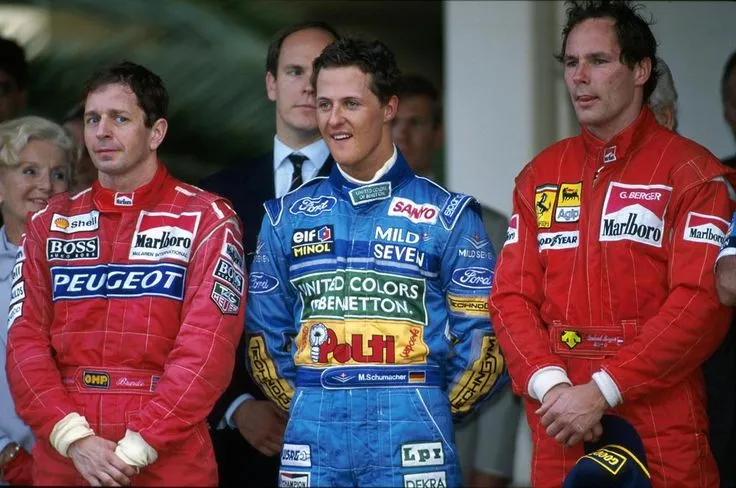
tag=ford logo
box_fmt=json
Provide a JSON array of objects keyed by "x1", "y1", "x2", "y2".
[
  {"x1": 249, "y1": 272, "x2": 279, "y2": 294},
  {"x1": 290, "y1": 196, "x2": 337, "y2": 217},
  {"x1": 451, "y1": 267, "x2": 493, "y2": 289}
]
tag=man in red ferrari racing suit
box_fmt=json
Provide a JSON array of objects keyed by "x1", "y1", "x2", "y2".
[
  {"x1": 489, "y1": 2, "x2": 736, "y2": 487},
  {"x1": 6, "y1": 62, "x2": 245, "y2": 486}
]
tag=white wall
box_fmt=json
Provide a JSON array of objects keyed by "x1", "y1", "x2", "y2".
[{"x1": 446, "y1": 1, "x2": 736, "y2": 217}]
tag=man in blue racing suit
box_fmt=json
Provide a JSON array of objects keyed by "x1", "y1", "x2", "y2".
[{"x1": 246, "y1": 36, "x2": 507, "y2": 487}]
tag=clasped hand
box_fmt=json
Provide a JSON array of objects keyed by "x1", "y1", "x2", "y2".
[{"x1": 536, "y1": 382, "x2": 608, "y2": 447}]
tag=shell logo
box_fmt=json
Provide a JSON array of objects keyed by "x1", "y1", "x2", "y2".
[{"x1": 54, "y1": 217, "x2": 70, "y2": 229}]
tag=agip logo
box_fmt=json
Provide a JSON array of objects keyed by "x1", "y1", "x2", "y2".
[
  {"x1": 535, "y1": 185, "x2": 557, "y2": 229},
  {"x1": 599, "y1": 182, "x2": 672, "y2": 247},
  {"x1": 555, "y1": 182, "x2": 582, "y2": 223}
]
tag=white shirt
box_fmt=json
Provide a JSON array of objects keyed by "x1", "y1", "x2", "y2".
[{"x1": 273, "y1": 136, "x2": 330, "y2": 197}]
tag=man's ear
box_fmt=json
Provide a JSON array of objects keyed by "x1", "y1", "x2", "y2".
[
  {"x1": 148, "y1": 118, "x2": 168, "y2": 151},
  {"x1": 266, "y1": 72, "x2": 277, "y2": 102}
]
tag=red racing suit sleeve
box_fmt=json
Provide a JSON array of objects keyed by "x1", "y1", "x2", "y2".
[
  {"x1": 489, "y1": 167, "x2": 569, "y2": 401},
  {"x1": 600, "y1": 178, "x2": 733, "y2": 402},
  {"x1": 6, "y1": 211, "x2": 81, "y2": 440},
  {"x1": 127, "y1": 204, "x2": 245, "y2": 452}
]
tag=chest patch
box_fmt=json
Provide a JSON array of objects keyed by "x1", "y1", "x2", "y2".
[
  {"x1": 129, "y1": 211, "x2": 201, "y2": 263},
  {"x1": 599, "y1": 182, "x2": 672, "y2": 247}
]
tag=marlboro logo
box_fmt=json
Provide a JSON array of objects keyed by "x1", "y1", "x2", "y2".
[{"x1": 599, "y1": 182, "x2": 672, "y2": 247}]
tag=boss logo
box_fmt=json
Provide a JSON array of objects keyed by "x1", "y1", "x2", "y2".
[{"x1": 47, "y1": 237, "x2": 99, "y2": 261}]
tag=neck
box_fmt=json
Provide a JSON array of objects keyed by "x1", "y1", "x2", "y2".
[
  {"x1": 341, "y1": 139, "x2": 395, "y2": 182},
  {"x1": 98, "y1": 156, "x2": 158, "y2": 192},
  {"x1": 277, "y1": 123, "x2": 321, "y2": 150},
  {"x1": 586, "y1": 102, "x2": 644, "y2": 143},
  {"x1": 4, "y1": 217, "x2": 24, "y2": 246}
]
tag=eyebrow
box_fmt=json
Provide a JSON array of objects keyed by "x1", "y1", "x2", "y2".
[{"x1": 83, "y1": 109, "x2": 131, "y2": 117}]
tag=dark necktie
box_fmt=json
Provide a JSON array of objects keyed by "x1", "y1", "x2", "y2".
[{"x1": 288, "y1": 153, "x2": 308, "y2": 192}]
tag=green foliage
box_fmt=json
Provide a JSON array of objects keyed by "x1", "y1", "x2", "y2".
[{"x1": 17, "y1": 0, "x2": 295, "y2": 182}]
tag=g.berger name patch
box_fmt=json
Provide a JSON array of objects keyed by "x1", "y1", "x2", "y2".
[{"x1": 599, "y1": 182, "x2": 672, "y2": 247}]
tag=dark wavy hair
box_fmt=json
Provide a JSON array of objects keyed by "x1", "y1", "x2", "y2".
[
  {"x1": 555, "y1": 1, "x2": 659, "y2": 102},
  {"x1": 311, "y1": 37, "x2": 402, "y2": 105},
  {"x1": 82, "y1": 61, "x2": 168, "y2": 128}
]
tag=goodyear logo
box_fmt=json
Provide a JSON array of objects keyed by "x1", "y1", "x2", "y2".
[
  {"x1": 561, "y1": 330, "x2": 582, "y2": 349},
  {"x1": 585, "y1": 447, "x2": 626, "y2": 475},
  {"x1": 83, "y1": 370, "x2": 110, "y2": 389},
  {"x1": 535, "y1": 185, "x2": 557, "y2": 229}
]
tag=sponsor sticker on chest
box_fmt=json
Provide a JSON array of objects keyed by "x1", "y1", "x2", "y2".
[
  {"x1": 388, "y1": 197, "x2": 439, "y2": 224},
  {"x1": 599, "y1": 182, "x2": 672, "y2": 247},
  {"x1": 129, "y1": 211, "x2": 201, "y2": 263},
  {"x1": 50, "y1": 211, "x2": 99, "y2": 234}
]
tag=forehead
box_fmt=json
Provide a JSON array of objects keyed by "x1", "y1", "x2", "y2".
[
  {"x1": 85, "y1": 83, "x2": 140, "y2": 112},
  {"x1": 397, "y1": 95, "x2": 434, "y2": 116},
  {"x1": 316, "y1": 66, "x2": 373, "y2": 97},
  {"x1": 279, "y1": 28, "x2": 335, "y2": 65},
  {"x1": 566, "y1": 17, "x2": 620, "y2": 55}
]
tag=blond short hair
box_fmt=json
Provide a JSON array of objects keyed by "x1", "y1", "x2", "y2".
[{"x1": 0, "y1": 115, "x2": 77, "y2": 177}]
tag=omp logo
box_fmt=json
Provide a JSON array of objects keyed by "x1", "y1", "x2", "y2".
[
  {"x1": 279, "y1": 471, "x2": 310, "y2": 487},
  {"x1": 401, "y1": 442, "x2": 444, "y2": 467},
  {"x1": 47, "y1": 237, "x2": 99, "y2": 261},
  {"x1": 683, "y1": 212, "x2": 729, "y2": 247},
  {"x1": 291, "y1": 225, "x2": 334, "y2": 259},
  {"x1": 451, "y1": 267, "x2": 493, "y2": 289},
  {"x1": 51, "y1": 263, "x2": 186, "y2": 301},
  {"x1": 129, "y1": 211, "x2": 200, "y2": 263},
  {"x1": 403, "y1": 471, "x2": 447, "y2": 488},
  {"x1": 290, "y1": 196, "x2": 337, "y2": 217},
  {"x1": 388, "y1": 197, "x2": 439, "y2": 224},
  {"x1": 50, "y1": 211, "x2": 99, "y2": 234},
  {"x1": 281, "y1": 444, "x2": 311, "y2": 467},
  {"x1": 82, "y1": 370, "x2": 110, "y2": 389},
  {"x1": 600, "y1": 182, "x2": 672, "y2": 247},
  {"x1": 504, "y1": 214, "x2": 519, "y2": 246},
  {"x1": 535, "y1": 185, "x2": 557, "y2": 229},
  {"x1": 537, "y1": 231, "x2": 579, "y2": 251}
]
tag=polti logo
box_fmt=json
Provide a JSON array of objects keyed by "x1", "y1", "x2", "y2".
[
  {"x1": 129, "y1": 211, "x2": 200, "y2": 263},
  {"x1": 50, "y1": 211, "x2": 99, "y2": 234},
  {"x1": 599, "y1": 183, "x2": 672, "y2": 247},
  {"x1": 683, "y1": 212, "x2": 729, "y2": 247},
  {"x1": 388, "y1": 197, "x2": 439, "y2": 224},
  {"x1": 504, "y1": 214, "x2": 519, "y2": 246}
]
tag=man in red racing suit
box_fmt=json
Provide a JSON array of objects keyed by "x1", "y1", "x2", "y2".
[
  {"x1": 6, "y1": 62, "x2": 245, "y2": 486},
  {"x1": 490, "y1": 105, "x2": 735, "y2": 486}
]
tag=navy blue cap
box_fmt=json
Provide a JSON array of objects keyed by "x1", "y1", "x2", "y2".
[{"x1": 563, "y1": 415, "x2": 651, "y2": 488}]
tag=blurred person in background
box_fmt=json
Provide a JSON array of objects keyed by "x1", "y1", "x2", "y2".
[
  {"x1": 199, "y1": 21, "x2": 338, "y2": 487},
  {"x1": 648, "y1": 57, "x2": 677, "y2": 132},
  {"x1": 391, "y1": 74, "x2": 522, "y2": 488},
  {"x1": 0, "y1": 115, "x2": 75, "y2": 485},
  {"x1": 0, "y1": 38, "x2": 27, "y2": 124},
  {"x1": 6, "y1": 61, "x2": 244, "y2": 486},
  {"x1": 62, "y1": 103, "x2": 97, "y2": 192},
  {"x1": 709, "y1": 48, "x2": 736, "y2": 488},
  {"x1": 721, "y1": 50, "x2": 736, "y2": 168},
  {"x1": 490, "y1": 1, "x2": 735, "y2": 486}
]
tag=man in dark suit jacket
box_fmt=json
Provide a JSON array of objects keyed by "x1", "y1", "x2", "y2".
[{"x1": 199, "y1": 21, "x2": 338, "y2": 487}]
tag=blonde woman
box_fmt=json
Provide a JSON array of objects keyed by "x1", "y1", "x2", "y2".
[{"x1": 0, "y1": 116, "x2": 74, "y2": 485}]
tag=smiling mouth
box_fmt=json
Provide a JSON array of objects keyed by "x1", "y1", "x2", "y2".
[{"x1": 332, "y1": 134, "x2": 352, "y2": 141}]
